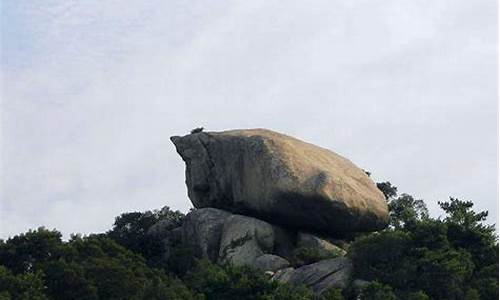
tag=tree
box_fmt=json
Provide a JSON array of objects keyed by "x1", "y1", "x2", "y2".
[
  {"x1": 439, "y1": 198, "x2": 490, "y2": 229},
  {"x1": 320, "y1": 288, "x2": 344, "y2": 300},
  {"x1": 0, "y1": 227, "x2": 66, "y2": 274},
  {"x1": 43, "y1": 260, "x2": 97, "y2": 300},
  {"x1": 360, "y1": 281, "x2": 396, "y2": 300},
  {"x1": 0, "y1": 229, "x2": 197, "y2": 300},
  {"x1": 415, "y1": 248, "x2": 473, "y2": 299},
  {"x1": 107, "y1": 206, "x2": 185, "y2": 265},
  {"x1": 406, "y1": 290, "x2": 429, "y2": 300},
  {"x1": 376, "y1": 181, "x2": 398, "y2": 200},
  {"x1": 76, "y1": 235, "x2": 197, "y2": 299},
  {"x1": 185, "y1": 260, "x2": 314, "y2": 300},
  {"x1": 439, "y1": 197, "x2": 497, "y2": 266},
  {"x1": 350, "y1": 231, "x2": 415, "y2": 289},
  {"x1": 439, "y1": 198, "x2": 498, "y2": 300},
  {"x1": 388, "y1": 194, "x2": 428, "y2": 229},
  {"x1": 0, "y1": 265, "x2": 48, "y2": 300},
  {"x1": 350, "y1": 191, "x2": 498, "y2": 300},
  {"x1": 1, "y1": 188, "x2": 497, "y2": 300}
]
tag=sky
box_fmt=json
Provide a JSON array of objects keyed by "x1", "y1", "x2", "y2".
[{"x1": 1, "y1": 0, "x2": 498, "y2": 239}]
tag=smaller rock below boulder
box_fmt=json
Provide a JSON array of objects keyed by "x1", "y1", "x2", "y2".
[
  {"x1": 181, "y1": 208, "x2": 232, "y2": 261},
  {"x1": 271, "y1": 267, "x2": 295, "y2": 282},
  {"x1": 254, "y1": 254, "x2": 290, "y2": 272},
  {"x1": 297, "y1": 232, "x2": 347, "y2": 257},
  {"x1": 272, "y1": 257, "x2": 352, "y2": 294},
  {"x1": 272, "y1": 227, "x2": 296, "y2": 260},
  {"x1": 218, "y1": 214, "x2": 274, "y2": 266},
  {"x1": 147, "y1": 219, "x2": 177, "y2": 239},
  {"x1": 352, "y1": 279, "x2": 371, "y2": 293}
]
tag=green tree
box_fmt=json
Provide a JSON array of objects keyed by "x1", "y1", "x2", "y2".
[
  {"x1": 0, "y1": 227, "x2": 66, "y2": 274},
  {"x1": 464, "y1": 289, "x2": 480, "y2": 300},
  {"x1": 350, "y1": 192, "x2": 498, "y2": 299},
  {"x1": 471, "y1": 264, "x2": 498, "y2": 300},
  {"x1": 350, "y1": 231, "x2": 415, "y2": 289},
  {"x1": 388, "y1": 194, "x2": 428, "y2": 229},
  {"x1": 67, "y1": 235, "x2": 195, "y2": 300},
  {"x1": 320, "y1": 288, "x2": 344, "y2": 300},
  {"x1": 406, "y1": 290, "x2": 429, "y2": 300},
  {"x1": 440, "y1": 198, "x2": 497, "y2": 263},
  {"x1": 359, "y1": 281, "x2": 396, "y2": 300},
  {"x1": 415, "y1": 248, "x2": 473, "y2": 299},
  {"x1": 438, "y1": 198, "x2": 499, "y2": 300},
  {"x1": 0, "y1": 265, "x2": 47, "y2": 300},
  {"x1": 1, "y1": 229, "x2": 197, "y2": 300},
  {"x1": 107, "y1": 206, "x2": 185, "y2": 265},
  {"x1": 186, "y1": 260, "x2": 314, "y2": 300},
  {"x1": 376, "y1": 181, "x2": 398, "y2": 200},
  {"x1": 439, "y1": 198, "x2": 489, "y2": 229},
  {"x1": 43, "y1": 260, "x2": 97, "y2": 300}
]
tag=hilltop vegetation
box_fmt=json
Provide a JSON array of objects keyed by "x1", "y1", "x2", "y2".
[{"x1": 0, "y1": 180, "x2": 498, "y2": 299}]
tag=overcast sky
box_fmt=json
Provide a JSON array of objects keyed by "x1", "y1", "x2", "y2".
[{"x1": 1, "y1": 0, "x2": 498, "y2": 238}]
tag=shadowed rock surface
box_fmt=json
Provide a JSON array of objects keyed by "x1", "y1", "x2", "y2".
[
  {"x1": 254, "y1": 254, "x2": 290, "y2": 272},
  {"x1": 171, "y1": 128, "x2": 388, "y2": 234},
  {"x1": 218, "y1": 214, "x2": 275, "y2": 266},
  {"x1": 297, "y1": 232, "x2": 347, "y2": 257},
  {"x1": 181, "y1": 208, "x2": 231, "y2": 261},
  {"x1": 181, "y1": 208, "x2": 292, "y2": 271},
  {"x1": 272, "y1": 257, "x2": 352, "y2": 294}
]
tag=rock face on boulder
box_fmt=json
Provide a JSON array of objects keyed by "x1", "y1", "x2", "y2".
[{"x1": 171, "y1": 129, "x2": 388, "y2": 234}]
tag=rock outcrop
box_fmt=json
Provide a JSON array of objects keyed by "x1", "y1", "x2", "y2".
[
  {"x1": 272, "y1": 257, "x2": 352, "y2": 294},
  {"x1": 297, "y1": 232, "x2": 347, "y2": 257},
  {"x1": 253, "y1": 254, "x2": 290, "y2": 272},
  {"x1": 167, "y1": 128, "x2": 389, "y2": 294},
  {"x1": 218, "y1": 214, "x2": 275, "y2": 266},
  {"x1": 171, "y1": 128, "x2": 388, "y2": 234},
  {"x1": 180, "y1": 208, "x2": 290, "y2": 271},
  {"x1": 181, "y1": 208, "x2": 231, "y2": 261}
]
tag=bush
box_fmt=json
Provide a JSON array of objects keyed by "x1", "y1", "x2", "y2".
[
  {"x1": 360, "y1": 281, "x2": 396, "y2": 300},
  {"x1": 0, "y1": 230, "x2": 197, "y2": 300},
  {"x1": 406, "y1": 290, "x2": 429, "y2": 300},
  {"x1": 350, "y1": 197, "x2": 498, "y2": 299},
  {"x1": 350, "y1": 231, "x2": 415, "y2": 288},
  {"x1": 185, "y1": 260, "x2": 314, "y2": 300},
  {"x1": 107, "y1": 206, "x2": 185, "y2": 266},
  {"x1": 0, "y1": 194, "x2": 497, "y2": 300},
  {"x1": 0, "y1": 266, "x2": 47, "y2": 300},
  {"x1": 320, "y1": 288, "x2": 344, "y2": 300}
]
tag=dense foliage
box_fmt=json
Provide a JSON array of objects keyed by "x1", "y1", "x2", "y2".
[
  {"x1": 350, "y1": 185, "x2": 498, "y2": 300},
  {"x1": 1, "y1": 179, "x2": 497, "y2": 299}
]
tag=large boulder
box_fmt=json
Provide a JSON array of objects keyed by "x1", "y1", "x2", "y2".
[
  {"x1": 171, "y1": 129, "x2": 388, "y2": 234},
  {"x1": 272, "y1": 257, "x2": 353, "y2": 294}
]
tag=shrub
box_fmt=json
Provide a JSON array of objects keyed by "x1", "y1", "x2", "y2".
[
  {"x1": 185, "y1": 260, "x2": 314, "y2": 300},
  {"x1": 359, "y1": 281, "x2": 396, "y2": 300}
]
